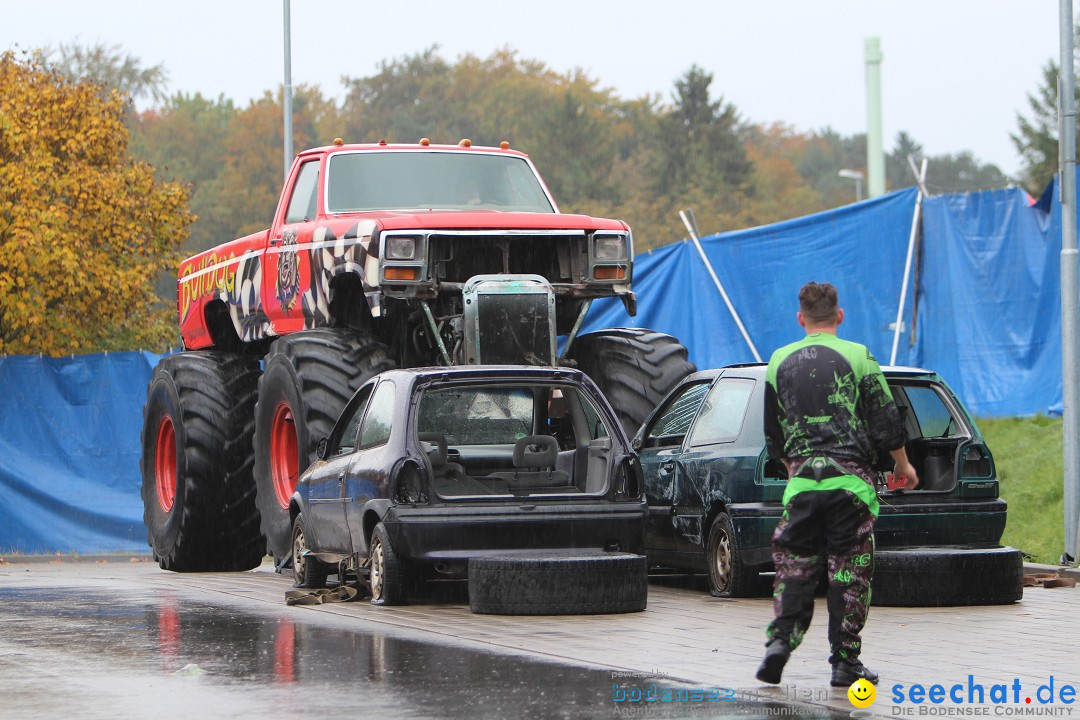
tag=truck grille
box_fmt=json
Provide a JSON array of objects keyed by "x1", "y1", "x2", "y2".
[{"x1": 429, "y1": 234, "x2": 576, "y2": 284}]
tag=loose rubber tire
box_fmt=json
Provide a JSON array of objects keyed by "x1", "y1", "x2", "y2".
[
  {"x1": 707, "y1": 512, "x2": 765, "y2": 598},
  {"x1": 291, "y1": 513, "x2": 329, "y2": 588},
  {"x1": 871, "y1": 546, "x2": 1024, "y2": 607},
  {"x1": 571, "y1": 328, "x2": 696, "y2": 436},
  {"x1": 140, "y1": 352, "x2": 265, "y2": 572},
  {"x1": 369, "y1": 523, "x2": 411, "y2": 606},
  {"x1": 253, "y1": 329, "x2": 394, "y2": 561},
  {"x1": 469, "y1": 551, "x2": 648, "y2": 615}
]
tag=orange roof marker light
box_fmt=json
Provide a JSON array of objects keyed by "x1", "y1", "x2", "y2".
[
  {"x1": 419, "y1": 137, "x2": 430, "y2": 146},
  {"x1": 500, "y1": 141, "x2": 510, "y2": 149},
  {"x1": 333, "y1": 138, "x2": 344, "y2": 146},
  {"x1": 458, "y1": 139, "x2": 472, "y2": 147}
]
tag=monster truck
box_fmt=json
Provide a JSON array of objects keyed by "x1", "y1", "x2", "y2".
[{"x1": 140, "y1": 138, "x2": 695, "y2": 571}]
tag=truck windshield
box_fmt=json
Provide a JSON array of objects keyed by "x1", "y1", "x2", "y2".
[{"x1": 326, "y1": 151, "x2": 556, "y2": 213}]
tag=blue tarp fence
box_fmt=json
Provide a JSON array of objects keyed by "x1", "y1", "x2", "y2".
[
  {"x1": 0, "y1": 352, "x2": 161, "y2": 553},
  {"x1": 585, "y1": 175, "x2": 1074, "y2": 419},
  {"x1": 2, "y1": 175, "x2": 1075, "y2": 553}
]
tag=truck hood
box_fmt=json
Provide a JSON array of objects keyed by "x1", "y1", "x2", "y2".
[{"x1": 354, "y1": 210, "x2": 627, "y2": 233}]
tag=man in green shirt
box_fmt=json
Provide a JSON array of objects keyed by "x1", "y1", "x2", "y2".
[{"x1": 756, "y1": 282, "x2": 919, "y2": 688}]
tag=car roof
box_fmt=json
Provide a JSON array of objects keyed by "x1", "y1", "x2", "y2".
[
  {"x1": 682, "y1": 362, "x2": 938, "y2": 384},
  {"x1": 372, "y1": 365, "x2": 588, "y2": 385}
]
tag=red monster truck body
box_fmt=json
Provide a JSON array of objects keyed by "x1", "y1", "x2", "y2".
[{"x1": 142, "y1": 140, "x2": 694, "y2": 571}]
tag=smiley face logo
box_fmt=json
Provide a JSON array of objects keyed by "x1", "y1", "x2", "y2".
[{"x1": 848, "y1": 678, "x2": 876, "y2": 708}]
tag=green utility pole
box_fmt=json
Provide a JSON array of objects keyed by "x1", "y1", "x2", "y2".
[
  {"x1": 865, "y1": 37, "x2": 885, "y2": 198},
  {"x1": 283, "y1": 0, "x2": 293, "y2": 183}
]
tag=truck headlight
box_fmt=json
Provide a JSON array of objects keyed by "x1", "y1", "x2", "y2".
[
  {"x1": 593, "y1": 235, "x2": 628, "y2": 262},
  {"x1": 386, "y1": 235, "x2": 418, "y2": 260}
]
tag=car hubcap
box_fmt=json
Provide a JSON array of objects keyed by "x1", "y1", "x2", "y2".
[
  {"x1": 370, "y1": 537, "x2": 384, "y2": 600},
  {"x1": 270, "y1": 403, "x2": 299, "y2": 509},
  {"x1": 712, "y1": 528, "x2": 732, "y2": 592},
  {"x1": 293, "y1": 527, "x2": 309, "y2": 582},
  {"x1": 155, "y1": 416, "x2": 177, "y2": 512}
]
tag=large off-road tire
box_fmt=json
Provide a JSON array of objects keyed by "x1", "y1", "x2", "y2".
[
  {"x1": 291, "y1": 513, "x2": 329, "y2": 589},
  {"x1": 468, "y1": 551, "x2": 648, "y2": 615},
  {"x1": 140, "y1": 353, "x2": 265, "y2": 572},
  {"x1": 571, "y1": 328, "x2": 696, "y2": 436},
  {"x1": 871, "y1": 546, "x2": 1024, "y2": 607},
  {"x1": 253, "y1": 329, "x2": 394, "y2": 561},
  {"x1": 707, "y1": 512, "x2": 767, "y2": 598}
]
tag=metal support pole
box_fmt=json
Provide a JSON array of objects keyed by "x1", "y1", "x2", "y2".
[
  {"x1": 283, "y1": 0, "x2": 294, "y2": 183},
  {"x1": 890, "y1": 158, "x2": 928, "y2": 366},
  {"x1": 679, "y1": 210, "x2": 762, "y2": 362},
  {"x1": 558, "y1": 299, "x2": 593, "y2": 364},
  {"x1": 1059, "y1": 0, "x2": 1080, "y2": 564},
  {"x1": 420, "y1": 301, "x2": 452, "y2": 366}
]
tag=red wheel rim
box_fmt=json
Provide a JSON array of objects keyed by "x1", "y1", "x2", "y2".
[
  {"x1": 270, "y1": 402, "x2": 299, "y2": 509},
  {"x1": 155, "y1": 416, "x2": 177, "y2": 512}
]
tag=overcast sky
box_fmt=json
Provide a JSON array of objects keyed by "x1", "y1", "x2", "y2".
[{"x1": 3, "y1": 1, "x2": 1068, "y2": 177}]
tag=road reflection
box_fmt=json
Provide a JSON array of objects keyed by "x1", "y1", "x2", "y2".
[{"x1": 1, "y1": 586, "x2": 846, "y2": 719}]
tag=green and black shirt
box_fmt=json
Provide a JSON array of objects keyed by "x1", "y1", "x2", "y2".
[{"x1": 764, "y1": 332, "x2": 907, "y2": 514}]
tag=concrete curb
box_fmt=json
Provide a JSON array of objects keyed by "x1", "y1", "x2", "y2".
[{"x1": 0, "y1": 553, "x2": 155, "y2": 565}]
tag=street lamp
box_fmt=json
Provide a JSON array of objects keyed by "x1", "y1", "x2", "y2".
[{"x1": 838, "y1": 169, "x2": 864, "y2": 203}]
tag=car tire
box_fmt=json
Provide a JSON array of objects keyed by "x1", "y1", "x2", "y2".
[
  {"x1": 706, "y1": 512, "x2": 764, "y2": 598},
  {"x1": 291, "y1": 513, "x2": 329, "y2": 588},
  {"x1": 253, "y1": 329, "x2": 395, "y2": 562},
  {"x1": 468, "y1": 551, "x2": 648, "y2": 615},
  {"x1": 871, "y1": 546, "x2": 1024, "y2": 607},
  {"x1": 571, "y1": 328, "x2": 696, "y2": 436},
  {"x1": 369, "y1": 523, "x2": 411, "y2": 605},
  {"x1": 140, "y1": 352, "x2": 265, "y2": 572}
]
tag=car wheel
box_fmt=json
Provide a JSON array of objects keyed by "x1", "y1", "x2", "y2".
[
  {"x1": 707, "y1": 512, "x2": 762, "y2": 598},
  {"x1": 871, "y1": 546, "x2": 1024, "y2": 607},
  {"x1": 291, "y1": 513, "x2": 328, "y2": 588},
  {"x1": 571, "y1": 328, "x2": 696, "y2": 436},
  {"x1": 369, "y1": 523, "x2": 410, "y2": 606},
  {"x1": 140, "y1": 352, "x2": 265, "y2": 572},
  {"x1": 468, "y1": 551, "x2": 648, "y2": 615},
  {"x1": 253, "y1": 329, "x2": 394, "y2": 562}
]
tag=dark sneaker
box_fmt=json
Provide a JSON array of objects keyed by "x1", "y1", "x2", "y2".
[
  {"x1": 831, "y1": 659, "x2": 879, "y2": 687},
  {"x1": 756, "y1": 640, "x2": 791, "y2": 684}
]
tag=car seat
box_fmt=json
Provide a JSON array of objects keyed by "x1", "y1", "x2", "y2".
[{"x1": 489, "y1": 435, "x2": 573, "y2": 492}]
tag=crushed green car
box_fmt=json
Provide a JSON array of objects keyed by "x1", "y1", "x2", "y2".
[{"x1": 636, "y1": 364, "x2": 1022, "y2": 605}]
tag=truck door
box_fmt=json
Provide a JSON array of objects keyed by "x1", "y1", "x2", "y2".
[{"x1": 265, "y1": 158, "x2": 320, "y2": 334}]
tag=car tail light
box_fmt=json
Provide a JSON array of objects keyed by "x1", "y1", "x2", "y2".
[{"x1": 393, "y1": 461, "x2": 428, "y2": 505}]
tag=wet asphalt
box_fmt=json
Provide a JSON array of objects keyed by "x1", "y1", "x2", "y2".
[{"x1": 0, "y1": 576, "x2": 848, "y2": 720}]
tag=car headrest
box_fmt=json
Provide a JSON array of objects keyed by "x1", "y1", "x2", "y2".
[
  {"x1": 418, "y1": 432, "x2": 447, "y2": 467},
  {"x1": 513, "y1": 435, "x2": 558, "y2": 469}
]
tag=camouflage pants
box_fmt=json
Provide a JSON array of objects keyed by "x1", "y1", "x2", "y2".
[{"x1": 766, "y1": 486, "x2": 875, "y2": 664}]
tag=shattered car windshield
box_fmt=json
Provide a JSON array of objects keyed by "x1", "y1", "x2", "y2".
[
  {"x1": 418, "y1": 387, "x2": 534, "y2": 445},
  {"x1": 326, "y1": 151, "x2": 556, "y2": 213}
]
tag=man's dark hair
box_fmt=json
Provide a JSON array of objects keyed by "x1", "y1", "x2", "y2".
[{"x1": 799, "y1": 282, "x2": 839, "y2": 324}]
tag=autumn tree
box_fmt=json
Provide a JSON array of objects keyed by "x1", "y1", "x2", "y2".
[
  {"x1": 0, "y1": 51, "x2": 191, "y2": 355},
  {"x1": 48, "y1": 41, "x2": 169, "y2": 105},
  {"x1": 212, "y1": 85, "x2": 339, "y2": 243},
  {"x1": 131, "y1": 93, "x2": 237, "y2": 254},
  {"x1": 1013, "y1": 60, "x2": 1071, "y2": 194}
]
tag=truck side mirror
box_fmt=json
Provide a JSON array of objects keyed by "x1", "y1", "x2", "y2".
[{"x1": 316, "y1": 437, "x2": 329, "y2": 460}]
